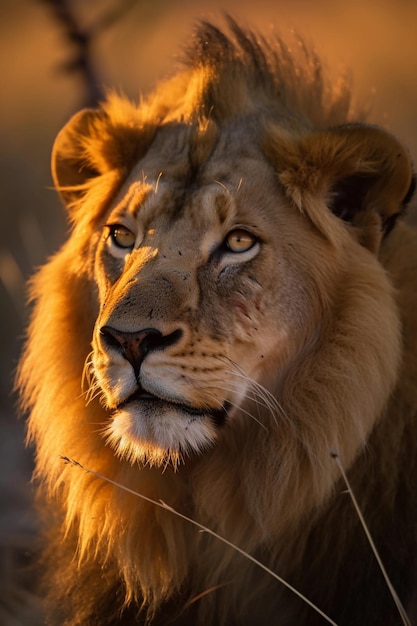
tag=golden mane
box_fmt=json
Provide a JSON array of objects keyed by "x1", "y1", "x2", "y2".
[{"x1": 18, "y1": 18, "x2": 417, "y2": 626}]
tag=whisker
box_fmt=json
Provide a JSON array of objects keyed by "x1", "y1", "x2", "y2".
[
  {"x1": 191, "y1": 372, "x2": 270, "y2": 432},
  {"x1": 208, "y1": 382, "x2": 274, "y2": 431},
  {"x1": 79, "y1": 377, "x2": 100, "y2": 402},
  {"x1": 212, "y1": 356, "x2": 289, "y2": 425},
  {"x1": 208, "y1": 388, "x2": 269, "y2": 432},
  {"x1": 81, "y1": 350, "x2": 95, "y2": 393},
  {"x1": 213, "y1": 179, "x2": 230, "y2": 195},
  {"x1": 154, "y1": 171, "x2": 163, "y2": 194},
  {"x1": 85, "y1": 386, "x2": 104, "y2": 406},
  {"x1": 219, "y1": 356, "x2": 279, "y2": 403},
  {"x1": 79, "y1": 351, "x2": 106, "y2": 406}
]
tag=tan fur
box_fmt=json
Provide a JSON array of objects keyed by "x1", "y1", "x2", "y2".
[{"x1": 18, "y1": 19, "x2": 417, "y2": 626}]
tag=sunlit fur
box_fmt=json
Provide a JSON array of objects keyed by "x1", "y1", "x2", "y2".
[{"x1": 17, "y1": 18, "x2": 417, "y2": 626}]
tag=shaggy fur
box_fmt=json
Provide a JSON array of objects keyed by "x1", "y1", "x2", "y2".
[{"x1": 18, "y1": 18, "x2": 417, "y2": 625}]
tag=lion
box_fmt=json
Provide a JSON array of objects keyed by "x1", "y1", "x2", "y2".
[{"x1": 17, "y1": 18, "x2": 417, "y2": 626}]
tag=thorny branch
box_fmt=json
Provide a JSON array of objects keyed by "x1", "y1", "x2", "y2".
[{"x1": 38, "y1": 0, "x2": 138, "y2": 106}]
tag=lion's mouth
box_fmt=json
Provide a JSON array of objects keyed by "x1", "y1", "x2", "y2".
[{"x1": 117, "y1": 388, "x2": 229, "y2": 427}]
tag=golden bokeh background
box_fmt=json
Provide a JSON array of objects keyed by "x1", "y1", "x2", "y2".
[{"x1": 0, "y1": 0, "x2": 416, "y2": 617}]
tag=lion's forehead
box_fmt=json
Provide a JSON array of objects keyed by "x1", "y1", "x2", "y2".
[
  {"x1": 112, "y1": 133, "x2": 280, "y2": 250},
  {"x1": 96, "y1": 141, "x2": 287, "y2": 339}
]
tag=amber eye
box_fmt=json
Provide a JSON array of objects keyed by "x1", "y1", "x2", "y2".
[
  {"x1": 226, "y1": 229, "x2": 256, "y2": 253},
  {"x1": 106, "y1": 224, "x2": 136, "y2": 250}
]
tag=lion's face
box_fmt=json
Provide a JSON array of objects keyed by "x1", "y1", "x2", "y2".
[
  {"x1": 40, "y1": 37, "x2": 412, "y2": 477},
  {"x1": 93, "y1": 130, "x2": 309, "y2": 462},
  {"x1": 90, "y1": 125, "x2": 332, "y2": 465}
]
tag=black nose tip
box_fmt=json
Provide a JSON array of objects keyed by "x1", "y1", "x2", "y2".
[{"x1": 99, "y1": 326, "x2": 182, "y2": 375}]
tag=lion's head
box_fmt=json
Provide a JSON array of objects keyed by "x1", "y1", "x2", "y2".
[{"x1": 18, "y1": 19, "x2": 417, "y2": 626}]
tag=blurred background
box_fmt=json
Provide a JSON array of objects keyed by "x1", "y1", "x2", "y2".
[{"x1": 0, "y1": 0, "x2": 416, "y2": 622}]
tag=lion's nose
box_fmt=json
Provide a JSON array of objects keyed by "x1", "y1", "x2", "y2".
[{"x1": 99, "y1": 326, "x2": 182, "y2": 376}]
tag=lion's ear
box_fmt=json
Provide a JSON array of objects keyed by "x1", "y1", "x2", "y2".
[
  {"x1": 51, "y1": 98, "x2": 156, "y2": 208},
  {"x1": 270, "y1": 124, "x2": 415, "y2": 251},
  {"x1": 51, "y1": 109, "x2": 104, "y2": 206}
]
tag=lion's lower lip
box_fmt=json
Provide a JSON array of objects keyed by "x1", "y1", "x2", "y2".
[{"x1": 117, "y1": 390, "x2": 229, "y2": 425}]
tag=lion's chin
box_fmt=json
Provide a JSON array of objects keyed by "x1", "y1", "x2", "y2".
[{"x1": 103, "y1": 400, "x2": 222, "y2": 467}]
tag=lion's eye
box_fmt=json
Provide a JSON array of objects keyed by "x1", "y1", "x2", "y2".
[
  {"x1": 226, "y1": 229, "x2": 256, "y2": 253},
  {"x1": 106, "y1": 224, "x2": 136, "y2": 250}
]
